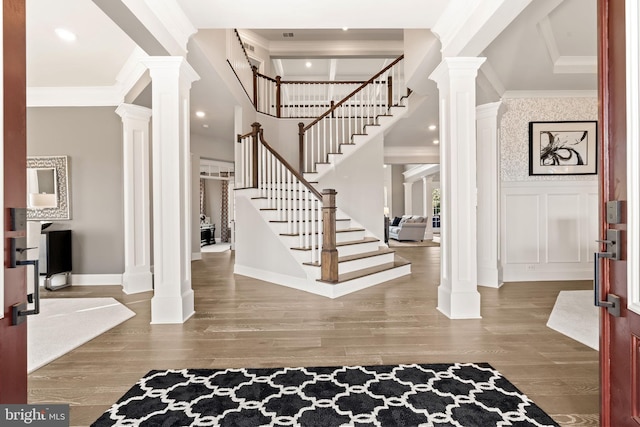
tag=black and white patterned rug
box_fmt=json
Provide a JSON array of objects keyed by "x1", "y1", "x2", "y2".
[{"x1": 92, "y1": 363, "x2": 559, "y2": 426}]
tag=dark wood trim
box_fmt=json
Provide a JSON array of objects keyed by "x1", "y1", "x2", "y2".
[
  {"x1": 255, "y1": 123, "x2": 322, "y2": 200},
  {"x1": 1, "y1": 0, "x2": 27, "y2": 403},
  {"x1": 302, "y1": 55, "x2": 404, "y2": 132},
  {"x1": 252, "y1": 66, "x2": 258, "y2": 110},
  {"x1": 597, "y1": 0, "x2": 611, "y2": 424},
  {"x1": 321, "y1": 189, "x2": 338, "y2": 283},
  {"x1": 298, "y1": 122, "x2": 305, "y2": 173},
  {"x1": 387, "y1": 76, "x2": 393, "y2": 109},
  {"x1": 275, "y1": 76, "x2": 282, "y2": 118}
]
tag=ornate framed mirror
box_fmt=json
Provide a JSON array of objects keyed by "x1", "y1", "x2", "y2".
[{"x1": 27, "y1": 156, "x2": 70, "y2": 220}]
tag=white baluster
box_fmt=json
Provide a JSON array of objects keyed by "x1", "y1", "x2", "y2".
[
  {"x1": 310, "y1": 197, "x2": 316, "y2": 263},
  {"x1": 287, "y1": 170, "x2": 293, "y2": 234},
  {"x1": 304, "y1": 188, "x2": 310, "y2": 249},
  {"x1": 317, "y1": 197, "x2": 323, "y2": 262}
]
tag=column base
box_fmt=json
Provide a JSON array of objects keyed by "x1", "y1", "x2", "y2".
[
  {"x1": 122, "y1": 270, "x2": 153, "y2": 295},
  {"x1": 151, "y1": 288, "x2": 195, "y2": 324},
  {"x1": 477, "y1": 266, "x2": 503, "y2": 288},
  {"x1": 437, "y1": 284, "x2": 482, "y2": 319}
]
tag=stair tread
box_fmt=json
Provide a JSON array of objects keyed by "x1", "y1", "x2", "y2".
[
  {"x1": 303, "y1": 247, "x2": 395, "y2": 266},
  {"x1": 270, "y1": 218, "x2": 350, "y2": 223},
  {"x1": 317, "y1": 258, "x2": 410, "y2": 284}
]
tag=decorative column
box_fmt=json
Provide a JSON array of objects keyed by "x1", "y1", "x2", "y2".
[
  {"x1": 142, "y1": 57, "x2": 200, "y2": 324},
  {"x1": 422, "y1": 176, "x2": 434, "y2": 240},
  {"x1": 476, "y1": 102, "x2": 504, "y2": 288},
  {"x1": 403, "y1": 182, "x2": 413, "y2": 215},
  {"x1": 429, "y1": 57, "x2": 485, "y2": 319},
  {"x1": 115, "y1": 103, "x2": 153, "y2": 295}
]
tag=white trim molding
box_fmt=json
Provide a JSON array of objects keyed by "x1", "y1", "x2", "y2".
[
  {"x1": 626, "y1": 0, "x2": 640, "y2": 315},
  {"x1": 538, "y1": 16, "x2": 597, "y2": 75},
  {"x1": 501, "y1": 181, "x2": 598, "y2": 282},
  {"x1": 502, "y1": 90, "x2": 598, "y2": 99}
]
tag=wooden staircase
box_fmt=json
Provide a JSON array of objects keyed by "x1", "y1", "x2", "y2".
[
  {"x1": 231, "y1": 48, "x2": 413, "y2": 298},
  {"x1": 234, "y1": 122, "x2": 410, "y2": 298}
]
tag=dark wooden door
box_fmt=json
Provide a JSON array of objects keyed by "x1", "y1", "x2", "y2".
[
  {"x1": 0, "y1": 0, "x2": 27, "y2": 403},
  {"x1": 598, "y1": 0, "x2": 640, "y2": 425}
]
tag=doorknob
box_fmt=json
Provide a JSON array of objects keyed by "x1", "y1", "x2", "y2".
[
  {"x1": 9, "y1": 236, "x2": 41, "y2": 325},
  {"x1": 593, "y1": 251, "x2": 621, "y2": 317}
]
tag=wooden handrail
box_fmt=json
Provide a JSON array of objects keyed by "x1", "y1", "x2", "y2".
[
  {"x1": 257, "y1": 125, "x2": 322, "y2": 200},
  {"x1": 241, "y1": 123, "x2": 322, "y2": 200},
  {"x1": 233, "y1": 29, "x2": 253, "y2": 69},
  {"x1": 302, "y1": 55, "x2": 404, "y2": 132}
]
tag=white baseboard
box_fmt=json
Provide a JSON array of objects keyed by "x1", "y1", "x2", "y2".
[
  {"x1": 192, "y1": 252, "x2": 202, "y2": 261},
  {"x1": 503, "y1": 265, "x2": 592, "y2": 282},
  {"x1": 71, "y1": 274, "x2": 123, "y2": 286}
]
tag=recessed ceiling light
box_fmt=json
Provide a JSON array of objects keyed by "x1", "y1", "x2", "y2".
[
  {"x1": 195, "y1": 111, "x2": 205, "y2": 118},
  {"x1": 305, "y1": 61, "x2": 312, "y2": 68},
  {"x1": 428, "y1": 124, "x2": 437, "y2": 131},
  {"x1": 342, "y1": 27, "x2": 349, "y2": 31},
  {"x1": 55, "y1": 28, "x2": 77, "y2": 42},
  {"x1": 202, "y1": 124, "x2": 209, "y2": 128},
  {"x1": 433, "y1": 139, "x2": 440, "y2": 145}
]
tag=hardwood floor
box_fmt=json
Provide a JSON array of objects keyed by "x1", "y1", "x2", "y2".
[{"x1": 28, "y1": 246, "x2": 599, "y2": 426}]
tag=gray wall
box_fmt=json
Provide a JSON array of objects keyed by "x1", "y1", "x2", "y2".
[
  {"x1": 391, "y1": 165, "x2": 405, "y2": 218},
  {"x1": 27, "y1": 107, "x2": 124, "y2": 274}
]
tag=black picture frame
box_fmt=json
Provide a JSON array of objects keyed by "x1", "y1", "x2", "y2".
[{"x1": 528, "y1": 120, "x2": 598, "y2": 176}]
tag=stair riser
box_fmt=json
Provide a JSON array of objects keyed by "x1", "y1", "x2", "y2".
[
  {"x1": 278, "y1": 230, "x2": 365, "y2": 246},
  {"x1": 337, "y1": 241, "x2": 380, "y2": 257},
  {"x1": 303, "y1": 253, "x2": 395, "y2": 279},
  {"x1": 269, "y1": 220, "x2": 352, "y2": 233},
  {"x1": 331, "y1": 264, "x2": 411, "y2": 297}
]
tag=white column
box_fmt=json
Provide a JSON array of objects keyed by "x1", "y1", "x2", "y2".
[
  {"x1": 429, "y1": 57, "x2": 485, "y2": 319},
  {"x1": 476, "y1": 102, "x2": 504, "y2": 288},
  {"x1": 422, "y1": 176, "x2": 434, "y2": 240},
  {"x1": 142, "y1": 57, "x2": 200, "y2": 324},
  {"x1": 403, "y1": 182, "x2": 413, "y2": 215},
  {"x1": 115, "y1": 103, "x2": 153, "y2": 295}
]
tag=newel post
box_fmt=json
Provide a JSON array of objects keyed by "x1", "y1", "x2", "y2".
[
  {"x1": 275, "y1": 76, "x2": 282, "y2": 118},
  {"x1": 252, "y1": 66, "x2": 258, "y2": 110},
  {"x1": 321, "y1": 189, "x2": 339, "y2": 283},
  {"x1": 251, "y1": 122, "x2": 261, "y2": 188},
  {"x1": 298, "y1": 122, "x2": 305, "y2": 173},
  {"x1": 387, "y1": 76, "x2": 393, "y2": 109}
]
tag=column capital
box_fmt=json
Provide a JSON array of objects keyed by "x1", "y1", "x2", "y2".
[
  {"x1": 476, "y1": 101, "x2": 506, "y2": 120},
  {"x1": 141, "y1": 56, "x2": 200, "y2": 85},
  {"x1": 421, "y1": 175, "x2": 435, "y2": 183},
  {"x1": 429, "y1": 57, "x2": 486, "y2": 87},
  {"x1": 115, "y1": 103, "x2": 152, "y2": 121}
]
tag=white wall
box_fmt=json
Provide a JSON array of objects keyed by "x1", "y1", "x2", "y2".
[
  {"x1": 234, "y1": 193, "x2": 307, "y2": 278},
  {"x1": 500, "y1": 96, "x2": 598, "y2": 281},
  {"x1": 318, "y1": 134, "x2": 385, "y2": 241}
]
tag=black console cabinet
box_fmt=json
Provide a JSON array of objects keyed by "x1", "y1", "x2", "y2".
[{"x1": 39, "y1": 229, "x2": 72, "y2": 290}]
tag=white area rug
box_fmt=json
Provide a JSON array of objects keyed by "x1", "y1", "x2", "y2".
[
  {"x1": 28, "y1": 298, "x2": 135, "y2": 373},
  {"x1": 202, "y1": 243, "x2": 231, "y2": 253},
  {"x1": 547, "y1": 290, "x2": 599, "y2": 350}
]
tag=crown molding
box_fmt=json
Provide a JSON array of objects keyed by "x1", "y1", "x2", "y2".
[
  {"x1": 27, "y1": 86, "x2": 124, "y2": 107},
  {"x1": 538, "y1": 15, "x2": 596, "y2": 74},
  {"x1": 268, "y1": 40, "x2": 403, "y2": 58},
  {"x1": 553, "y1": 56, "x2": 597, "y2": 74},
  {"x1": 384, "y1": 146, "x2": 440, "y2": 165},
  {"x1": 403, "y1": 163, "x2": 440, "y2": 182},
  {"x1": 502, "y1": 90, "x2": 597, "y2": 98}
]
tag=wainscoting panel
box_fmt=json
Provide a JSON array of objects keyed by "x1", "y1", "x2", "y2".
[
  {"x1": 501, "y1": 181, "x2": 598, "y2": 281},
  {"x1": 504, "y1": 193, "x2": 541, "y2": 264}
]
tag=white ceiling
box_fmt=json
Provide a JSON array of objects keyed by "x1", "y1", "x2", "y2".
[{"x1": 25, "y1": 0, "x2": 597, "y2": 164}]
